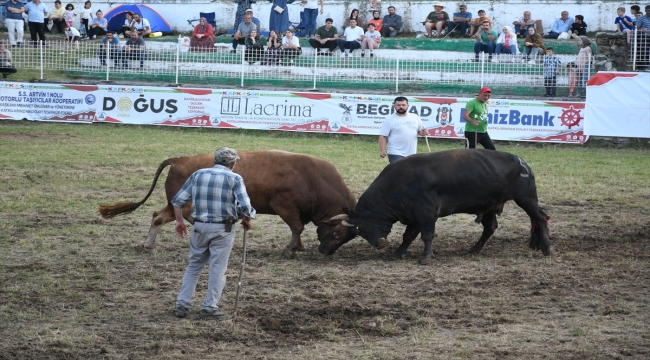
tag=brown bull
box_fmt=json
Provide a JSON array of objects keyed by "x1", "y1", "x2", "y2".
[{"x1": 99, "y1": 150, "x2": 357, "y2": 257}]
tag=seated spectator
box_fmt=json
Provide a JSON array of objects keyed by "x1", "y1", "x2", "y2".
[
  {"x1": 97, "y1": 31, "x2": 121, "y2": 67},
  {"x1": 493, "y1": 25, "x2": 519, "y2": 62},
  {"x1": 382, "y1": 6, "x2": 402, "y2": 38},
  {"x1": 448, "y1": 4, "x2": 472, "y2": 38},
  {"x1": 126, "y1": 13, "x2": 151, "y2": 38},
  {"x1": 544, "y1": 11, "x2": 573, "y2": 39},
  {"x1": 48, "y1": 0, "x2": 66, "y2": 34},
  {"x1": 118, "y1": 12, "x2": 134, "y2": 38},
  {"x1": 513, "y1": 11, "x2": 535, "y2": 38},
  {"x1": 0, "y1": 43, "x2": 18, "y2": 78},
  {"x1": 361, "y1": 23, "x2": 381, "y2": 57},
  {"x1": 281, "y1": 29, "x2": 301, "y2": 65},
  {"x1": 264, "y1": 30, "x2": 282, "y2": 65},
  {"x1": 631, "y1": 5, "x2": 641, "y2": 17},
  {"x1": 232, "y1": 14, "x2": 255, "y2": 53},
  {"x1": 524, "y1": 27, "x2": 546, "y2": 64},
  {"x1": 190, "y1": 17, "x2": 215, "y2": 51},
  {"x1": 368, "y1": 11, "x2": 383, "y2": 33},
  {"x1": 123, "y1": 31, "x2": 147, "y2": 69},
  {"x1": 574, "y1": 36, "x2": 593, "y2": 96},
  {"x1": 244, "y1": 29, "x2": 264, "y2": 64},
  {"x1": 245, "y1": 9, "x2": 261, "y2": 31},
  {"x1": 344, "y1": 9, "x2": 364, "y2": 30},
  {"x1": 632, "y1": 5, "x2": 650, "y2": 70},
  {"x1": 87, "y1": 10, "x2": 107, "y2": 40},
  {"x1": 309, "y1": 18, "x2": 338, "y2": 55},
  {"x1": 473, "y1": 20, "x2": 497, "y2": 62},
  {"x1": 468, "y1": 9, "x2": 491, "y2": 37},
  {"x1": 423, "y1": 3, "x2": 449, "y2": 38},
  {"x1": 570, "y1": 15, "x2": 587, "y2": 39},
  {"x1": 63, "y1": 23, "x2": 80, "y2": 49},
  {"x1": 615, "y1": 7, "x2": 635, "y2": 44},
  {"x1": 337, "y1": 18, "x2": 364, "y2": 57}
]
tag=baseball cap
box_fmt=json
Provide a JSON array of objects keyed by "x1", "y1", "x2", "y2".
[
  {"x1": 479, "y1": 87, "x2": 492, "y2": 93},
  {"x1": 459, "y1": 4, "x2": 467, "y2": 8}
]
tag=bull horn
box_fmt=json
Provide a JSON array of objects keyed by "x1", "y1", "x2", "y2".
[
  {"x1": 341, "y1": 220, "x2": 356, "y2": 227},
  {"x1": 377, "y1": 238, "x2": 389, "y2": 249},
  {"x1": 327, "y1": 214, "x2": 349, "y2": 222}
]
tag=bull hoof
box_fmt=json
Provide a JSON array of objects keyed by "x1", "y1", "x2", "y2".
[
  {"x1": 419, "y1": 255, "x2": 433, "y2": 265},
  {"x1": 542, "y1": 246, "x2": 552, "y2": 256},
  {"x1": 467, "y1": 245, "x2": 482, "y2": 255},
  {"x1": 296, "y1": 244, "x2": 306, "y2": 252},
  {"x1": 390, "y1": 252, "x2": 405, "y2": 260},
  {"x1": 282, "y1": 248, "x2": 297, "y2": 259},
  {"x1": 142, "y1": 243, "x2": 156, "y2": 252}
]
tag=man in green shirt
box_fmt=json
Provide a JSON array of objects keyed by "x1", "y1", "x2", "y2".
[
  {"x1": 463, "y1": 87, "x2": 496, "y2": 150},
  {"x1": 424, "y1": 3, "x2": 449, "y2": 38},
  {"x1": 309, "y1": 17, "x2": 339, "y2": 55},
  {"x1": 473, "y1": 20, "x2": 497, "y2": 61}
]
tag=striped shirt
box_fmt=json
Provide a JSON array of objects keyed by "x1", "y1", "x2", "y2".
[
  {"x1": 636, "y1": 15, "x2": 650, "y2": 32},
  {"x1": 543, "y1": 55, "x2": 561, "y2": 78},
  {"x1": 25, "y1": 1, "x2": 48, "y2": 23},
  {"x1": 171, "y1": 165, "x2": 256, "y2": 222}
]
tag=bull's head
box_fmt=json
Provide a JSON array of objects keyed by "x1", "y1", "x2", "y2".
[
  {"x1": 317, "y1": 208, "x2": 391, "y2": 255},
  {"x1": 316, "y1": 214, "x2": 358, "y2": 255}
]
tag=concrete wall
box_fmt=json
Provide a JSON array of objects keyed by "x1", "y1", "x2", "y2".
[{"x1": 5, "y1": 1, "x2": 627, "y2": 34}]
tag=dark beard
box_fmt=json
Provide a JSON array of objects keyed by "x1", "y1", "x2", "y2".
[{"x1": 396, "y1": 108, "x2": 407, "y2": 114}]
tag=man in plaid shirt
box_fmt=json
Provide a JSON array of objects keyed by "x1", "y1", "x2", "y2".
[{"x1": 172, "y1": 147, "x2": 256, "y2": 320}]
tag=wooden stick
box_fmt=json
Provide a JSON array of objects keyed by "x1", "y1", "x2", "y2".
[
  {"x1": 232, "y1": 228, "x2": 248, "y2": 319},
  {"x1": 424, "y1": 135, "x2": 431, "y2": 152}
]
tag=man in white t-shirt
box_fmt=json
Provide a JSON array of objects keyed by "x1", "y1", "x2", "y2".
[
  {"x1": 126, "y1": 13, "x2": 151, "y2": 37},
  {"x1": 379, "y1": 96, "x2": 429, "y2": 163},
  {"x1": 336, "y1": 19, "x2": 364, "y2": 57}
]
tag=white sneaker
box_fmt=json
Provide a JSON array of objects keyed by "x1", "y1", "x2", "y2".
[
  {"x1": 339, "y1": 52, "x2": 347, "y2": 57},
  {"x1": 527, "y1": 59, "x2": 536, "y2": 65},
  {"x1": 491, "y1": 57, "x2": 498, "y2": 63},
  {"x1": 511, "y1": 58, "x2": 518, "y2": 63},
  {"x1": 243, "y1": 61, "x2": 249, "y2": 65}
]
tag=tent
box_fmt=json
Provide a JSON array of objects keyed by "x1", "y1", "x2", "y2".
[{"x1": 104, "y1": 4, "x2": 173, "y2": 34}]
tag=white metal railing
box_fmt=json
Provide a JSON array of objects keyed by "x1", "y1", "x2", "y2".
[
  {"x1": 629, "y1": 28, "x2": 650, "y2": 71},
  {"x1": 2, "y1": 39, "x2": 595, "y2": 93}
]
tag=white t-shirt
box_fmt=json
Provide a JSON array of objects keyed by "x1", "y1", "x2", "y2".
[
  {"x1": 304, "y1": 0, "x2": 319, "y2": 10},
  {"x1": 282, "y1": 36, "x2": 300, "y2": 47},
  {"x1": 65, "y1": 27, "x2": 81, "y2": 37},
  {"x1": 80, "y1": 8, "x2": 93, "y2": 20},
  {"x1": 133, "y1": 18, "x2": 150, "y2": 31},
  {"x1": 379, "y1": 113, "x2": 425, "y2": 157},
  {"x1": 343, "y1": 26, "x2": 364, "y2": 42},
  {"x1": 364, "y1": 30, "x2": 381, "y2": 40}
]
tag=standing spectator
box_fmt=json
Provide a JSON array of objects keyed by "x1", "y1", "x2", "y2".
[
  {"x1": 337, "y1": 19, "x2": 364, "y2": 57},
  {"x1": 172, "y1": 147, "x2": 255, "y2": 321},
  {"x1": 264, "y1": 30, "x2": 282, "y2": 64},
  {"x1": 301, "y1": 0, "x2": 323, "y2": 38},
  {"x1": 127, "y1": 13, "x2": 151, "y2": 38},
  {"x1": 24, "y1": 0, "x2": 49, "y2": 46},
  {"x1": 493, "y1": 25, "x2": 519, "y2": 63},
  {"x1": 368, "y1": 10, "x2": 383, "y2": 33},
  {"x1": 513, "y1": 10, "x2": 535, "y2": 38},
  {"x1": 361, "y1": 23, "x2": 381, "y2": 58},
  {"x1": 64, "y1": 3, "x2": 75, "y2": 27},
  {"x1": 524, "y1": 27, "x2": 545, "y2": 64},
  {"x1": 231, "y1": 14, "x2": 255, "y2": 53},
  {"x1": 570, "y1": 15, "x2": 587, "y2": 39},
  {"x1": 468, "y1": 9, "x2": 490, "y2": 37},
  {"x1": 63, "y1": 23, "x2": 80, "y2": 48},
  {"x1": 448, "y1": 4, "x2": 472, "y2": 38},
  {"x1": 544, "y1": 11, "x2": 574, "y2": 39},
  {"x1": 379, "y1": 96, "x2": 428, "y2": 163},
  {"x1": 615, "y1": 7, "x2": 635, "y2": 45},
  {"x1": 308, "y1": 17, "x2": 338, "y2": 55},
  {"x1": 123, "y1": 31, "x2": 147, "y2": 68},
  {"x1": 49, "y1": 1, "x2": 65, "y2": 34},
  {"x1": 233, "y1": 0, "x2": 254, "y2": 33},
  {"x1": 244, "y1": 29, "x2": 264, "y2": 64},
  {"x1": 5, "y1": 0, "x2": 26, "y2": 47},
  {"x1": 118, "y1": 12, "x2": 133, "y2": 38},
  {"x1": 566, "y1": 62, "x2": 578, "y2": 97},
  {"x1": 423, "y1": 3, "x2": 449, "y2": 38},
  {"x1": 97, "y1": 30, "x2": 121, "y2": 67},
  {"x1": 0, "y1": 43, "x2": 18, "y2": 78},
  {"x1": 473, "y1": 20, "x2": 497, "y2": 62},
  {"x1": 574, "y1": 36, "x2": 593, "y2": 97},
  {"x1": 543, "y1": 47, "x2": 561, "y2": 97},
  {"x1": 190, "y1": 17, "x2": 215, "y2": 51},
  {"x1": 79, "y1": 1, "x2": 93, "y2": 39},
  {"x1": 368, "y1": 0, "x2": 380, "y2": 11},
  {"x1": 267, "y1": 0, "x2": 295, "y2": 34},
  {"x1": 281, "y1": 28, "x2": 301, "y2": 65},
  {"x1": 87, "y1": 10, "x2": 107, "y2": 40},
  {"x1": 344, "y1": 9, "x2": 364, "y2": 30},
  {"x1": 462, "y1": 87, "x2": 496, "y2": 150},
  {"x1": 381, "y1": 6, "x2": 402, "y2": 38}
]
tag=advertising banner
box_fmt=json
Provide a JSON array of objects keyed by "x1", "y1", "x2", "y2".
[{"x1": 0, "y1": 83, "x2": 97, "y2": 123}]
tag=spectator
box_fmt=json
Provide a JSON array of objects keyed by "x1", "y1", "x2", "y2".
[
  {"x1": 0, "y1": 44, "x2": 18, "y2": 78},
  {"x1": 123, "y1": 31, "x2": 147, "y2": 69},
  {"x1": 382, "y1": 6, "x2": 402, "y2": 38},
  {"x1": 87, "y1": 10, "x2": 107, "y2": 40},
  {"x1": 574, "y1": 36, "x2": 593, "y2": 97},
  {"x1": 231, "y1": 14, "x2": 255, "y2": 53},
  {"x1": 615, "y1": 7, "x2": 635, "y2": 45},
  {"x1": 264, "y1": 30, "x2": 282, "y2": 64},
  {"x1": 524, "y1": 27, "x2": 545, "y2": 64},
  {"x1": 118, "y1": 12, "x2": 133, "y2": 38},
  {"x1": 369, "y1": 0, "x2": 380, "y2": 11},
  {"x1": 64, "y1": 3, "x2": 75, "y2": 27},
  {"x1": 493, "y1": 25, "x2": 519, "y2": 63},
  {"x1": 543, "y1": 47, "x2": 561, "y2": 97},
  {"x1": 468, "y1": 9, "x2": 491, "y2": 37},
  {"x1": 544, "y1": 11, "x2": 573, "y2": 39},
  {"x1": 344, "y1": 9, "x2": 364, "y2": 30},
  {"x1": 337, "y1": 18, "x2": 364, "y2": 57},
  {"x1": 423, "y1": 3, "x2": 449, "y2": 38},
  {"x1": 24, "y1": 0, "x2": 49, "y2": 46},
  {"x1": 448, "y1": 4, "x2": 472, "y2": 38},
  {"x1": 473, "y1": 20, "x2": 497, "y2": 62},
  {"x1": 513, "y1": 10, "x2": 535, "y2": 38},
  {"x1": 632, "y1": 5, "x2": 649, "y2": 70},
  {"x1": 5, "y1": 0, "x2": 26, "y2": 48},
  {"x1": 233, "y1": 0, "x2": 254, "y2": 33},
  {"x1": 97, "y1": 31, "x2": 121, "y2": 67},
  {"x1": 361, "y1": 23, "x2": 381, "y2": 58},
  {"x1": 63, "y1": 23, "x2": 80, "y2": 48},
  {"x1": 281, "y1": 29, "x2": 301, "y2": 65},
  {"x1": 79, "y1": 1, "x2": 93, "y2": 39},
  {"x1": 631, "y1": 5, "x2": 641, "y2": 16},
  {"x1": 190, "y1": 17, "x2": 215, "y2": 51},
  {"x1": 49, "y1": 1, "x2": 65, "y2": 34},
  {"x1": 463, "y1": 87, "x2": 496, "y2": 150},
  {"x1": 308, "y1": 17, "x2": 338, "y2": 55},
  {"x1": 379, "y1": 96, "x2": 429, "y2": 163},
  {"x1": 301, "y1": 0, "x2": 324, "y2": 38},
  {"x1": 267, "y1": 0, "x2": 295, "y2": 34},
  {"x1": 566, "y1": 62, "x2": 578, "y2": 97},
  {"x1": 570, "y1": 15, "x2": 587, "y2": 39},
  {"x1": 244, "y1": 29, "x2": 264, "y2": 64},
  {"x1": 368, "y1": 10, "x2": 383, "y2": 33},
  {"x1": 244, "y1": 9, "x2": 261, "y2": 31},
  {"x1": 127, "y1": 13, "x2": 151, "y2": 38}
]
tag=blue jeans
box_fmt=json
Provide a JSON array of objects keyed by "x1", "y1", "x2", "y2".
[
  {"x1": 388, "y1": 154, "x2": 405, "y2": 163},
  {"x1": 515, "y1": 24, "x2": 534, "y2": 37},
  {"x1": 337, "y1": 39, "x2": 361, "y2": 52},
  {"x1": 447, "y1": 21, "x2": 468, "y2": 35},
  {"x1": 474, "y1": 42, "x2": 495, "y2": 56},
  {"x1": 304, "y1": 8, "x2": 319, "y2": 37},
  {"x1": 544, "y1": 31, "x2": 560, "y2": 39},
  {"x1": 495, "y1": 43, "x2": 516, "y2": 55}
]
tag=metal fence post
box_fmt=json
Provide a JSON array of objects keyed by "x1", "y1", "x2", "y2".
[
  {"x1": 240, "y1": 51, "x2": 245, "y2": 87},
  {"x1": 106, "y1": 44, "x2": 110, "y2": 82},
  {"x1": 632, "y1": 29, "x2": 637, "y2": 70},
  {"x1": 480, "y1": 52, "x2": 485, "y2": 88},
  {"x1": 395, "y1": 57, "x2": 399, "y2": 93},
  {"x1": 39, "y1": 41, "x2": 44, "y2": 80},
  {"x1": 312, "y1": 49, "x2": 317, "y2": 90},
  {"x1": 175, "y1": 37, "x2": 180, "y2": 85}
]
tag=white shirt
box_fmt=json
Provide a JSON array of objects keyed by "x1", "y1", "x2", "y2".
[
  {"x1": 304, "y1": 0, "x2": 319, "y2": 10},
  {"x1": 379, "y1": 113, "x2": 425, "y2": 156},
  {"x1": 364, "y1": 30, "x2": 381, "y2": 40},
  {"x1": 80, "y1": 8, "x2": 93, "y2": 20},
  {"x1": 343, "y1": 26, "x2": 364, "y2": 42},
  {"x1": 65, "y1": 27, "x2": 81, "y2": 37},
  {"x1": 282, "y1": 36, "x2": 300, "y2": 47},
  {"x1": 133, "y1": 18, "x2": 150, "y2": 31}
]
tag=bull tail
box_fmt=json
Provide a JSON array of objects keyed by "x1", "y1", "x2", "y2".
[
  {"x1": 98, "y1": 158, "x2": 175, "y2": 219},
  {"x1": 529, "y1": 207, "x2": 551, "y2": 256}
]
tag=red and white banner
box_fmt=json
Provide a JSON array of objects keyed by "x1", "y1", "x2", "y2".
[
  {"x1": 1, "y1": 82, "x2": 589, "y2": 143},
  {"x1": 0, "y1": 83, "x2": 97, "y2": 123}
]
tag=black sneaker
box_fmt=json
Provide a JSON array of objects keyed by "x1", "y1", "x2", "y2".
[
  {"x1": 544, "y1": 93, "x2": 551, "y2": 97},
  {"x1": 199, "y1": 309, "x2": 229, "y2": 320},
  {"x1": 174, "y1": 305, "x2": 189, "y2": 318},
  {"x1": 230, "y1": 49, "x2": 236, "y2": 54},
  {"x1": 361, "y1": 52, "x2": 365, "y2": 57}
]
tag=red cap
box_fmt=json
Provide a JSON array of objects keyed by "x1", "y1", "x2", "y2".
[{"x1": 479, "y1": 87, "x2": 492, "y2": 93}]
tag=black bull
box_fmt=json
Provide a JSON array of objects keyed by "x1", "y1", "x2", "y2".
[{"x1": 319, "y1": 149, "x2": 550, "y2": 264}]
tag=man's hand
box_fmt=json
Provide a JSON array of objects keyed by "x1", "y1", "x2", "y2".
[
  {"x1": 174, "y1": 220, "x2": 187, "y2": 238},
  {"x1": 320, "y1": 38, "x2": 326, "y2": 44},
  {"x1": 380, "y1": 150, "x2": 387, "y2": 158},
  {"x1": 389, "y1": 26, "x2": 395, "y2": 31},
  {"x1": 418, "y1": 128, "x2": 429, "y2": 136},
  {"x1": 241, "y1": 217, "x2": 252, "y2": 230}
]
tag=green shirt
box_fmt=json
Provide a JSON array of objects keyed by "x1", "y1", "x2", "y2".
[
  {"x1": 464, "y1": 98, "x2": 489, "y2": 133},
  {"x1": 315, "y1": 25, "x2": 338, "y2": 40},
  {"x1": 426, "y1": 11, "x2": 449, "y2": 23},
  {"x1": 479, "y1": 29, "x2": 498, "y2": 45}
]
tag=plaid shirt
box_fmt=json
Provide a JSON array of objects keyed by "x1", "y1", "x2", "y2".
[
  {"x1": 25, "y1": 1, "x2": 48, "y2": 23},
  {"x1": 543, "y1": 55, "x2": 561, "y2": 78},
  {"x1": 171, "y1": 165, "x2": 256, "y2": 222}
]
